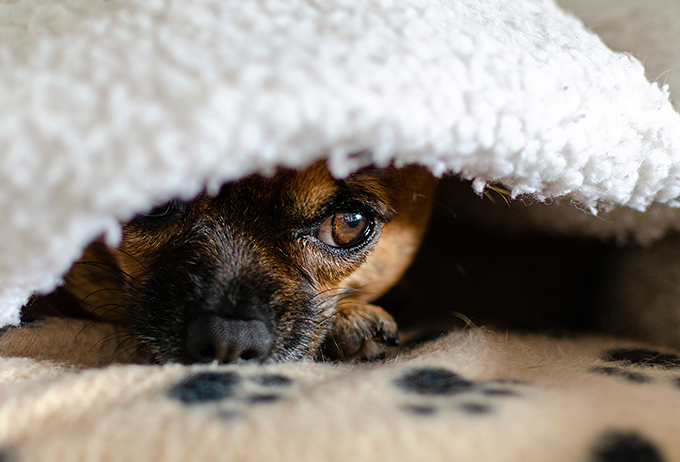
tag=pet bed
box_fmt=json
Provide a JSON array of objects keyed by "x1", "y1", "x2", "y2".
[{"x1": 1, "y1": 0, "x2": 680, "y2": 460}]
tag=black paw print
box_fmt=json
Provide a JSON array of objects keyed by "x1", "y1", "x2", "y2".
[
  {"x1": 591, "y1": 348, "x2": 680, "y2": 387},
  {"x1": 590, "y1": 430, "x2": 665, "y2": 462},
  {"x1": 393, "y1": 367, "x2": 522, "y2": 417},
  {"x1": 167, "y1": 371, "x2": 295, "y2": 418}
]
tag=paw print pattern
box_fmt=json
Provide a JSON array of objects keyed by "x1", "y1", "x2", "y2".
[
  {"x1": 591, "y1": 348, "x2": 680, "y2": 386},
  {"x1": 395, "y1": 367, "x2": 474, "y2": 395},
  {"x1": 590, "y1": 430, "x2": 665, "y2": 462},
  {"x1": 168, "y1": 371, "x2": 241, "y2": 404},
  {"x1": 603, "y1": 349, "x2": 680, "y2": 369},
  {"x1": 590, "y1": 366, "x2": 652, "y2": 384},
  {"x1": 393, "y1": 367, "x2": 521, "y2": 417},
  {"x1": 167, "y1": 371, "x2": 295, "y2": 418}
]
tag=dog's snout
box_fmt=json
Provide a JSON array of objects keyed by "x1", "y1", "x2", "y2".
[{"x1": 186, "y1": 315, "x2": 274, "y2": 364}]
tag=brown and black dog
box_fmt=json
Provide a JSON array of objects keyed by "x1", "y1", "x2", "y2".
[{"x1": 59, "y1": 162, "x2": 437, "y2": 364}]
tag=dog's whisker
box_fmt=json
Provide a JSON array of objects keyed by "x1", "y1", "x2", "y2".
[
  {"x1": 109, "y1": 247, "x2": 165, "y2": 288},
  {"x1": 308, "y1": 287, "x2": 357, "y2": 300},
  {"x1": 74, "y1": 287, "x2": 125, "y2": 308},
  {"x1": 311, "y1": 292, "x2": 389, "y2": 331},
  {"x1": 75, "y1": 314, "x2": 114, "y2": 340},
  {"x1": 324, "y1": 335, "x2": 346, "y2": 362},
  {"x1": 73, "y1": 302, "x2": 136, "y2": 341},
  {"x1": 90, "y1": 330, "x2": 136, "y2": 351},
  {"x1": 89, "y1": 305, "x2": 138, "y2": 322},
  {"x1": 72, "y1": 261, "x2": 144, "y2": 289},
  {"x1": 93, "y1": 331, "x2": 147, "y2": 364},
  {"x1": 314, "y1": 300, "x2": 360, "y2": 327},
  {"x1": 309, "y1": 286, "x2": 378, "y2": 325},
  {"x1": 109, "y1": 334, "x2": 143, "y2": 360},
  {"x1": 313, "y1": 305, "x2": 346, "y2": 329},
  {"x1": 75, "y1": 304, "x2": 140, "y2": 339},
  {"x1": 309, "y1": 291, "x2": 356, "y2": 308},
  {"x1": 123, "y1": 343, "x2": 151, "y2": 364},
  {"x1": 83, "y1": 296, "x2": 138, "y2": 316}
]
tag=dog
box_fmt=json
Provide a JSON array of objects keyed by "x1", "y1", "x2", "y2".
[{"x1": 55, "y1": 162, "x2": 437, "y2": 364}]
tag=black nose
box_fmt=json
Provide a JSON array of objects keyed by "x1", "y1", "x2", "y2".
[{"x1": 185, "y1": 314, "x2": 275, "y2": 363}]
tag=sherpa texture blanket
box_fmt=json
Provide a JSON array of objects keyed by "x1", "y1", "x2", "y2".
[
  {"x1": 3, "y1": 0, "x2": 680, "y2": 324},
  {"x1": 2, "y1": 0, "x2": 680, "y2": 460}
]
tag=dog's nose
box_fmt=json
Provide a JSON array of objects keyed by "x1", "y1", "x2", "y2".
[{"x1": 185, "y1": 315, "x2": 274, "y2": 363}]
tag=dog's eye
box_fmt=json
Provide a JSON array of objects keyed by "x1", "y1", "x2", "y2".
[
  {"x1": 131, "y1": 200, "x2": 185, "y2": 226},
  {"x1": 141, "y1": 201, "x2": 179, "y2": 218},
  {"x1": 317, "y1": 210, "x2": 372, "y2": 248}
]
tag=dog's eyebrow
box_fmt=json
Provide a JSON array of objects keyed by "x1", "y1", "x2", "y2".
[
  {"x1": 284, "y1": 166, "x2": 397, "y2": 225},
  {"x1": 333, "y1": 171, "x2": 396, "y2": 221}
]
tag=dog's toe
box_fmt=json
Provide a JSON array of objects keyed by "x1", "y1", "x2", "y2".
[{"x1": 322, "y1": 303, "x2": 399, "y2": 361}]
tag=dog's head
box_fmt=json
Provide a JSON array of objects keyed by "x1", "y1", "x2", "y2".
[{"x1": 67, "y1": 162, "x2": 436, "y2": 364}]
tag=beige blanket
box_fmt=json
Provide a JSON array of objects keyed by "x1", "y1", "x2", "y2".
[{"x1": 0, "y1": 318, "x2": 678, "y2": 462}]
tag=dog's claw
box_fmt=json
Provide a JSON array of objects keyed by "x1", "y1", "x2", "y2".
[
  {"x1": 374, "y1": 325, "x2": 400, "y2": 346},
  {"x1": 375, "y1": 326, "x2": 388, "y2": 343}
]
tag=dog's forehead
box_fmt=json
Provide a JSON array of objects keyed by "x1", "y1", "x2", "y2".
[
  {"x1": 283, "y1": 164, "x2": 339, "y2": 216},
  {"x1": 283, "y1": 164, "x2": 393, "y2": 217},
  {"x1": 212, "y1": 164, "x2": 335, "y2": 223},
  {"x1": 217, "y1": 163, "x2": 394, "y2": 223}
]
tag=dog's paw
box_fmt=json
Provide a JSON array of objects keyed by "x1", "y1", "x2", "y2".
[{"x1": 322, "y1": 303, "x2": 399, "y2": 361}]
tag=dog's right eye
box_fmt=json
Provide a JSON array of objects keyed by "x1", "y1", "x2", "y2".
[
  {"x1": 142, "y1": 201, "x2": 178, "y2": 218},
  {"x1": 131, "y1": 200, "x2": 185, "y2": 226},
  {"x1": 317, "y1": 210, "x2": 373, "y2": 248}
]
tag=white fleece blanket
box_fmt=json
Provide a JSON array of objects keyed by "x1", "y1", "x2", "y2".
[{"x1": 1, "y1": 0, "x2": 680, "y2": 327}]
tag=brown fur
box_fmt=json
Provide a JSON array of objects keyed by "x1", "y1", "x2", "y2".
[{"x1": 60, "y1": 162, "x2": 437, "y2": 364}]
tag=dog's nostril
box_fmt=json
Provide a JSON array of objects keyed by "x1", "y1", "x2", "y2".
[
  {"x1": 197, "y1": 344, "x2": 217, "y2": 360},
  {"x1": 239, "y1": 349, "x2": 259, "y2": 361},
  {"x1": 185, "y1": 315, "x2": 274, "y2": 364}
]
